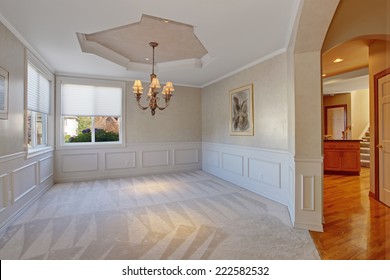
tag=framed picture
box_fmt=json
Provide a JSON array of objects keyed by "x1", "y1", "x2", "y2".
[
  {"x1": 0, "y1": 66, "x2": 9, "y2": 120},
  {"x1": 230, "y1": 84, "x2": 253, "y2": 136}
]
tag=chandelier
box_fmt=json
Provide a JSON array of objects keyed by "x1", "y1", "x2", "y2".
[{"x1": 132, "y1": 42, "x2": 174, "y2": 116}]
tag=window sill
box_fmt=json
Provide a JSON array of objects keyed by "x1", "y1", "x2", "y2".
[
  {"x1": 26, "y1": 146, "x2": 54, "y2": 159},
  {"x1": 56, "y1": 141, "x2": 125, "y2": 150}
]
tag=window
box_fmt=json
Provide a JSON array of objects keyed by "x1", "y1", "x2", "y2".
[
  {"x1": 59, "y1": 80, "x2": 123, "y2": 145},
  {"x1": 0, "y1": 66, "x2": 9, "y2": 119},
  {"x1": 27, "y1": 62, "x2": 51, "y2": 150}
]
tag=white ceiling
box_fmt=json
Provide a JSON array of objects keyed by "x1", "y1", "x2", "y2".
[
  {"x1": 323, "y1": 74, "x2": 369, "y2": 95},
  {"x1": 0, "y1": 0, "x2": 300, "y2": 87}
]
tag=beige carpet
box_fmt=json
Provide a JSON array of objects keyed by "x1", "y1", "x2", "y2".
[{"x1": 0, "y1": 171, "x2": 320, "y2": 259}]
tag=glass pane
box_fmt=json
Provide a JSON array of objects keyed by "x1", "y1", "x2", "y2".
[
  {"x1": 0, "y1": 75, "x2": 5, "y2": 111},
  {"x1": 94, "y1": 116, "x2": 120, "y2": 142},
  {"x1": 64, "y1": 116, "x2": 92, "y2": 143},
  {"x1": 27, "y1": 110, "x2": 32, "y2": 147},
  {"x1": 36, "y1": 112, "x2": 44, "y2": 145}
]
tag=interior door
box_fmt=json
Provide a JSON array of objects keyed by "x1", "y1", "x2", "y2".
[
  {"x1": 326, "y1": 106, "x2": 346, "y2": 140},
  {"x1": 378, "y1": 73, "x2": 390, "y2": 207}
]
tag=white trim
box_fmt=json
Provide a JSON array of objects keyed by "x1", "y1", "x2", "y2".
[
  {"x1": 55, "y1": 76, "x2": 126, "y2": 148},
  {"x1": 11, "y1": 162, "x2": 38, "y2": 203},
  {"x1": 0, "y1": 152, "x2": 25, "y2": 163},
  {"x1": 203, "y1": 141, "x2": 290, "y2": 155},
  {"x1": 294, "y1": 222, "x2": 323, "y2": 232},
  {"x1": 0, "y1": 174, "x2": 8, "y2": 210},
  {"x1": 26, "y1": 146, "x2": 54, "y2": 159},
  {"x1": 38, "y1": 155, "x2": 54, "y2": 183},
  {"x1": 0, "y1": 148, "x2": 54, "y2": 232},
  {"x1": 26, "y1": 50, "x2": 54, "y2": 81},
  {"x1": 0, "y1": 66, "x2": 9, "y2": 120},
  {"x1": 294, "y1": 155, "x2": 323, "y2": 163},
  {"x1": 55, "y1": 72, "x2": 202, "y2": 89}
]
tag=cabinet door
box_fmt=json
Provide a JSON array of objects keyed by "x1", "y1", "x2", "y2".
[
  {"x1": 340, "y1": 150, "x2": 360, "y2": 172},
  {"x1": 324, "y1": 150, "x2": 341, "y2": 170}
]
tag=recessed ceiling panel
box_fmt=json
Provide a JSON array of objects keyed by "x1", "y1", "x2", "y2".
[{"x1": 79, "y1": 14, "x2": 208, "y2": 70}]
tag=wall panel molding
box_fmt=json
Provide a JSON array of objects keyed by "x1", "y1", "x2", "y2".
[
  {"x1": 105, "y1": 152, "x2": 136, "y2": 170},
  {"x1": 0, "y1": 150, "x2": 54, "y2": 230},
  {"x1": 0, "y1": 152, "x2": 25, "y2": 164},
  {"x1": 54, "y1": 142, "x2": 202, "y2": 182},
  {"x1": 62, "y1": 153, "x2": 98, "y2": 173},
  {"x1": 142, "y1": 150, "x2": 169, "y2": 167},
  {"x1": 0, "y1": 174, "x2": 7, "y2": 213},
  {"x1": 202, "y1": 142, "x2": 290, "y2": 213},
  {"x1": 203, "y1": 149, "x2": 219, "y2": 168},
  {"x1": 222, "y1": 153, "x2": 244, "y2": 176},
  {"x1": 173, "y1": 148, "x2": 199, "y2": 165},
  {"x1": 11, "y1": 162, "x2": 38, "y2": 203},
  {"x1": 248, "y1": 158, "x2": 281, "y2": 188},
  {"x1": 39, "y1": 156, "x2": 54, "y2": 183},
  {"x1": 300, "y1": 175, "x2": 315, "y2": 211},
  {"x1": 294, "y1": 156, "x2": 323, "y2": 232}
]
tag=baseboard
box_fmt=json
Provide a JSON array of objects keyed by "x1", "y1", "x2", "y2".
[{"x1": 294, "y1": 222, "x2": 324, "y2": 232}]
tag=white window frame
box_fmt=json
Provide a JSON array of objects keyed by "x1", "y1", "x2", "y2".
[
  {"x1": 28, "y1": 110, "x2": 48, "y2": 148},
  {"x1": 25, "y1": 51, "x2": 54, "y2": 156},
  {"x1": 56, "y1": 76, "x2": 126, "y2": 149},
  {"x1": 0, "y1": 66, "x2": 9, "y2": 120}
]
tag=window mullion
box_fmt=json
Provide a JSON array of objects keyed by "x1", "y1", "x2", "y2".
[
  {"x1": 32, "y1": 111, "x2": 37, "y2": 148},
  {"x1": 91, "y1": 116, "x2": 95, "y2": 143}
]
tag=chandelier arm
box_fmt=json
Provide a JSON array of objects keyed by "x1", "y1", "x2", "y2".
[
  {"x1": 156, "y1": 100, "x2": 170, "y2": 111},
  {"x1": 136, "y1": 99, "x2": 150, "y2": 111}
]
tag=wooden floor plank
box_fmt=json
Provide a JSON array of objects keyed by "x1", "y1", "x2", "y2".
[{"x1": 310, "y1": 168, "x2": 390, "y2": 259}]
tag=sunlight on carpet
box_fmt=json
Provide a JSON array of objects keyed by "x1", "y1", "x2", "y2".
[{"x1": 0, "y1": 171, "x2": 319, "y2": 260}]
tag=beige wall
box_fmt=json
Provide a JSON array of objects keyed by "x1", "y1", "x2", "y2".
[
  {"x1": 202, "y1": 53, "x2": 288, "y2": 150},
  {"x1": 351, "y1": 89, "x2": 369, "y2": 139},
  {"x1": 126, "y1": 85, "x2": 201, "y2": 143},
  {"x1": 0, "y1": 22, "x2": 26, "y2": 156}
]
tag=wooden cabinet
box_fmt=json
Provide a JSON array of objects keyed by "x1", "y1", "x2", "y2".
[{"x1": 324, "y1": 140, "x2": 361, "y2": 175}]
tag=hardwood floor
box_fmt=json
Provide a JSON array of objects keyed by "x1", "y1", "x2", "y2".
[{"x1": 310, "y1": 168, "x2": 390, "y2": 259}]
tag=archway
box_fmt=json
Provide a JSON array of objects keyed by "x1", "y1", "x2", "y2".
[{"x1": 291, "y1": 0, "x2": 340, "y2": 231}]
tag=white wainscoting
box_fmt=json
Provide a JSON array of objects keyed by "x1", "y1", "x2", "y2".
[
  {"x1": 11, "y1": 162, "x2": 38, "y2": 203},
  {"x1": 173, "y1": 149, "x2": 199, "y2": 165},
  {"x1": 142, "y1": 150, "x2": 169, "y2": 167},
  {"x1": 0, "y1": 150, "x2": 54, "y2": 230},
  {"x1": 54, "y1": 142, "x2": 202, "y2": 182},
  {"x1": 62, "y1": 153, "x2": 98, "y2": 173},
  {"x1": 202, "y1": 142, "x2": 293, "y2": 213},
  {"x1": 105, "y1": 152, "x2": 136, "y2": 170},
  {"x1": 293, "y1": 156, "x2": 323, "y2": 232},
  {"x1": 0, "y1": 174, "x2": 7, "y2": 213}
]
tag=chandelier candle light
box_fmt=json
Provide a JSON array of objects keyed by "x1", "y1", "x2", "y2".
[{"x1": 132, "y1": 42, "x2": 174, "y2": 115}]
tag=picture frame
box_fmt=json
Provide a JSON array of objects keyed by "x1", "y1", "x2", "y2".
[
  {"x1": 230, "y1": 84, "x2": 254, "y2": 136},
  {"x1": 0, "y1": 66, "x2": 9, "y2": 120}
]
